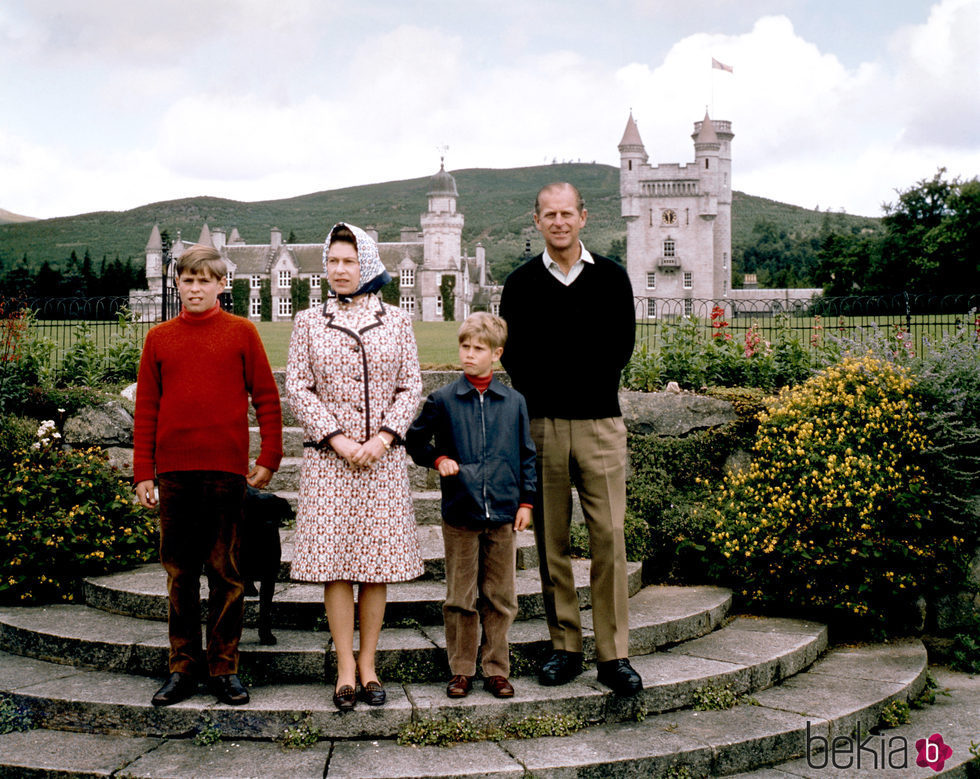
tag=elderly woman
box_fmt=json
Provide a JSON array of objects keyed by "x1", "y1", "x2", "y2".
[{"x1": 286, "y1": 222, "x2": 424, "y2": 711}]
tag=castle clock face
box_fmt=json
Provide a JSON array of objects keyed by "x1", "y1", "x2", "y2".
[{"x1": 662, "y1": 209, "x2": 677, "y2": 225}]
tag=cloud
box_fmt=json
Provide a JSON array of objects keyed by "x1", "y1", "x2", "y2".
[{"x1": 890, "y1": 0, "x2": 980, "y2": 148}]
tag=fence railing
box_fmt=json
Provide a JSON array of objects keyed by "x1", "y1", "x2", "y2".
[
  {"x1": 634, "y1": 294, "x2": 980, "y2": 353},
  {"x1": 3, "y1": 293, "x2": 979, "y2": 366}
]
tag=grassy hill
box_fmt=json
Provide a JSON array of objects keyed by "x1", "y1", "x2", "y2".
[{"x1": 0, "y1": 164, "x2": 878, "y2": 284}]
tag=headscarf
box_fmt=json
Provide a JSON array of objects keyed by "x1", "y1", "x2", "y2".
[{"x1": 322, "y1": 222, "x2": 391, "y2": 304}]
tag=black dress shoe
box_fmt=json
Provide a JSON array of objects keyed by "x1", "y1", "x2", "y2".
[
  {"x1": 209, "y1": 673, "x2": 250, "y2": 705},
  {"x1": 151, "y1": 672, "x2": 197, "y2": 707},
  {"x1": 596, "y1": 658, "x2": 643, "y2": 696},
  {"x1": 538, "y1": 650, "x2": 583, "y2": 686},
  {"x1": 357, "y1": 680, "x2": 386, "y2": 706}
]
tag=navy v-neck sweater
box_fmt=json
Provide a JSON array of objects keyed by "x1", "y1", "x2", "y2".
[{"x1": 499, "y1": 253, "x2": 635, "y2": 419}]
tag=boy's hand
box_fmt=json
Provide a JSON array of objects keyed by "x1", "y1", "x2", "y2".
[
  {"x1": 247, "y1": 465, "x2": 273, "y2": 488},
  {"x1": 437, "y1": 458, "x2": 459, "y2": 477},
  {"x1": 135, "y1": 479, "x2": 157, "y2": 509},
  {"x1": 514, "y1": 506, "x2": 532, "y2": 532}
]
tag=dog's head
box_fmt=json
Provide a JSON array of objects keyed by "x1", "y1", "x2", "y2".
[{"x1": 244, "y1": 486, "x2": 296, "y2": 528}]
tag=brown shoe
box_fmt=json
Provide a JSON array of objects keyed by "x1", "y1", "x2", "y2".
[
  {"x1": 483, "y1": 675, "x2": 514, "y2": 698},
  {"x1": 446, "y1": 674, "x2": 474, "y2": 698}
]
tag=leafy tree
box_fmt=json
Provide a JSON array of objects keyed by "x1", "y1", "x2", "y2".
[
  {"x1": 231, "y1": 278, "x2": 250, "y2": 317},
  {"x1": 878, "y1": 168, "x2": 980, "y2": 294},
  {"x1": 440, "y1": 275, "x2": 456, "y2": 321},
  {"x1": 291, "y1": 277, "x2": 310, "y2": 316}
]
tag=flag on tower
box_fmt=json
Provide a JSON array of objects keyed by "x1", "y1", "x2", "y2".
[{"x1": 711, "y1": 57, "x2": 733, "y2": 73}]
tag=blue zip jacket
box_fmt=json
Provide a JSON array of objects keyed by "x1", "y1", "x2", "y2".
[{"x1": 406, "y1": 375, "x2": 536, "y2": 528}]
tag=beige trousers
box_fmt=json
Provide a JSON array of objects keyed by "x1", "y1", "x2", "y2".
[{"x1": 530, "y1": 417, "x2": 629, "y2": 661}]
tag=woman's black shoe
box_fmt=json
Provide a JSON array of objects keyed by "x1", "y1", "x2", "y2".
[
  {"x1": 333, "y1": 684, "x2": 356, "y2": 711},
  {"x1": 357, "y1": 680, "x2": 386, "y2": 706},
  {"x1": 151, "y1": 672, "x2": 197, "y2": 707}
]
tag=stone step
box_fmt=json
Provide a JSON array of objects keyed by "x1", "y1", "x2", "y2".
[
  {"x1": 79, "y1": 556, "x2": 636, "y2": 630},
  {"x1": 0, "y1": 580, "x2": 722, "y2": 683},
  {"x1": 731, "y1": 665, "x2": 980, "y2": 777},
  {"x1": 0, "y1": 616, "x2": 822, "y2": 742},
  {"x1": 0, "y1": 640, "x2": 942, "y2": 777},
  {"x1": 274, "y1": 525, "x2": 539, "y2": 580}
]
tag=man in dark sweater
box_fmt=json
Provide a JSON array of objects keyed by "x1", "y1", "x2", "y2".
[{"x1": 499, "y1": 182, "x2": 641, "y2": 696}]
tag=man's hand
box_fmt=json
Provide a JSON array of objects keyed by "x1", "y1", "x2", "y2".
[
  {"x1": 135, "y1": 479, "x2": 157, "y2": 509},
  {"x1": 514, "y1": 506, "x2": 531, "y2": 532},
  {"x1": 247, "y1": 465, "x2": 273, "y2": 488},
  {"x1": 437, "y1": 458, "x2": 460, "y2": 477}
]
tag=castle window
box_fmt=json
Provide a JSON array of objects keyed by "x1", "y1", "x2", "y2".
[
  {"x1": 400, "y1": 268, "x2": 415, "y2": 287},
  {"x1": 490, "y1": 302, "x2": 500, "y2": 316},
  {"x1": 249, "y1": 298, "x2": 261, "y2": 318},
  {"x1": 277, "y1": 296, "x2": 292, "y2": 318},
  {"x1": 225, "y1": 271, "x2": 233, "y2": 289},
  {"x1": 705, "y1": 159, "x2": 709, "y2": 169},
  {"x1": 400, "y1": 295, "x2": 416, "y2": 315},
  {"x1": 310, "y1": 296, "x2": 321, "y2": 309},
  {"x1": 436, "y1": 296, "x2": 443, "y2": 317},
  {"x1": 646, "y1": 299, "x2": 657, "y2": 319},
  {"x1": 278, "y1": 270, "x2": 291, "y2": 288},
  {"x1": 628, "y1": 160, "x2": 632, "y2": 171},
  {"x1": 646, "y1": 272, "x2": 656, "y2": 290},
  {"x1": 663, "y1": 239, "x2": 675, "y2": 257},
  {"x1": 683, "y1": 299, "x2": 693, "y2": 317},
  {"x1": 250, "y1": 274, "x2": 261, "y2": 289},
  {"x1": 683, "y1": 272, "x2": 693, "y2": 289},
  {"x1": 310, "y1": 274, "x2": 320, "y2": 288}
]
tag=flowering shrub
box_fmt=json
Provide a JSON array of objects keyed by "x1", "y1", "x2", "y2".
[
  {"x1": 702, "y1": 355, "x2": 959, "y2": 634},
  {"x1": 624, "y1": 312, "x2": 817, "y2": 392},
  {"x1": 0, "y1": 425, "x2": 157, "y2": 604}
]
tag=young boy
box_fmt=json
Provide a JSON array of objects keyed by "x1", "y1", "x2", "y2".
[
  {"x1": 406, "y1": 313, "x2": 535, "y2": 698},
  {"x1": 133, "y1": 244, "x2": 283, "y2": 707}
]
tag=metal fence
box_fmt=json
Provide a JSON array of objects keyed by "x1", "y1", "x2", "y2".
[{"x1": 634, "y1": 294, "x2": 980, "y2": 353}]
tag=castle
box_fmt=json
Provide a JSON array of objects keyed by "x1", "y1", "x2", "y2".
[
  {"x1": 133, "y1": 163, "x2": 501, "y2": 322},
  {"x1": 619, "y1": 112, "x2": 821, "y2": 317}
]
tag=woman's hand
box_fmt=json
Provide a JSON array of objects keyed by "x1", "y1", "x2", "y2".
[
  {"x1": 348, "y1": 433, "x2": 393, "y2": 468},
  {"x1": 330, "y1": 435, "x2": 361, "y2": 464}
]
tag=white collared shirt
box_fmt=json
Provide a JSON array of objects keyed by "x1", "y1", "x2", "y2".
[{"x1": 542, "y1": 241, "x2": 593, "y2": 286}]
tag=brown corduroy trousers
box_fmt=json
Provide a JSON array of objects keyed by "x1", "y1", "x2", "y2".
[
  {"x1": 158, "y1": 471, "x2": 246, "y2": 677},
  {"x1": 441, "y1": 521, "x2": 518, "y2": 678}
]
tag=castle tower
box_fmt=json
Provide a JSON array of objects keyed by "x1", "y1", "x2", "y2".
[
  {"x1": 619, "y1": 112, "x2": 734, "y2": 314},
  {"x1": 419, "y1": 160, "x2": 465, "y2": 320},
  {"x1": 145, "y1": 224, "x2": 163, "y2": 296}
]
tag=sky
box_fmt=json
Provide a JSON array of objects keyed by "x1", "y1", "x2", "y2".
[{"x1": 1, "y1": 0, "x2": 978, "y2": 221}]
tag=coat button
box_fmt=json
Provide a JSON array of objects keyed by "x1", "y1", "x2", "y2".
[{"x1": 355, "y1": 405, "x2": 363, "y2": 413}]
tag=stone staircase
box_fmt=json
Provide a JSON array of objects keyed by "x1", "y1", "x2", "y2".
[{"x1": 0, "y1": 422, "x2": 975, "y2": 777}]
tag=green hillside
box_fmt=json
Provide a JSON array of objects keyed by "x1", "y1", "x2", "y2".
[{"x1": 0, "y1": 164, "x2": 878, "y2": 285}]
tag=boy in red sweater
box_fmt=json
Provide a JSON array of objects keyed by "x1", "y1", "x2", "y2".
[{"x1": 133, "y1": 245, "x2": 282, "y2": 707}]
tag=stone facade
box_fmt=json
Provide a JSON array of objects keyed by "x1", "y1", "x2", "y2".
[
  {"x1": 131, "y1": 164, "x2": 501, "y2": 323},
  {"x1": 619, "y1": 113, "x2": 822, "y2": 319}
]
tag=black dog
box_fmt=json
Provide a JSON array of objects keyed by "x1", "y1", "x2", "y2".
[{"x1": 240, "y1": 486, "x2": 294, "y2": 645}]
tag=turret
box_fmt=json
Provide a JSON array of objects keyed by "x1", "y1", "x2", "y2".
[{"x1": 618, "y1": 112, "x2": 647, "y2": 221}]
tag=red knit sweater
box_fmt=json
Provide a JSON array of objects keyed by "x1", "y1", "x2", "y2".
[{"x1": 132, "y1": 306, "x2": 283, "y2": 484}]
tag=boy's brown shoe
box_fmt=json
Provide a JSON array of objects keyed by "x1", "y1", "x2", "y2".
[
  {"x1": 483, "y1": 676, "x2": 514, "y2": 698},
  {"x1": 446, "y1": 674, "x2": 474, "y2": 698}
]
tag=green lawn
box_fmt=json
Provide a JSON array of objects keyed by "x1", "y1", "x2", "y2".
[{"x1": 256, "y1": 321, "x2": 462, "y2": 370}]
